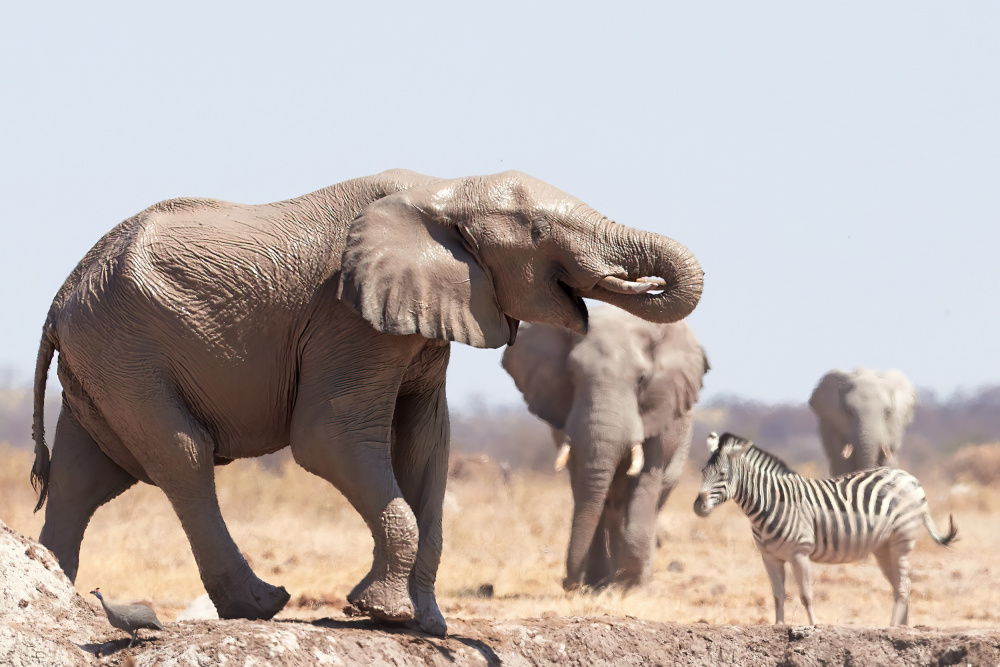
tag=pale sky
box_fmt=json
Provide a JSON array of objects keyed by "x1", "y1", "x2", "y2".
[{"x1": 1, "y1": 2, "x2": 997, "y2": 410}]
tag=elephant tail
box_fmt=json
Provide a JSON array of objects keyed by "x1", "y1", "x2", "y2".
[
  {"x1": 31, "y1": 326, "x2": 57, "y2": 513},
  {"x1": 923, "y1": 511, "x2": 958, "y2": 547}
]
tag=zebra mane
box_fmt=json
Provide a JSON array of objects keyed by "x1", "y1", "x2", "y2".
[
  {"x1": 744, "y1": 444, "x2": 797, "y2": 476},
  {"x1": 712, "y1": 432, "x2": 797, "y2": 476}
]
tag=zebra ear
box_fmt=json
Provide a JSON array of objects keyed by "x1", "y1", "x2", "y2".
[{"x1": 706, "y1": 432, "x2": 720, "y2": 453}]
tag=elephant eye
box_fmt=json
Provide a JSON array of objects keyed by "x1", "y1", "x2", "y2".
[{"x1": 530, "y1": 218, "x2": 551, "y2": 242}]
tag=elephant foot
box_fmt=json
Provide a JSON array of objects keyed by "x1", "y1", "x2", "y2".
[
  {"x1": 412, "y1": 590, "x2": 447, "y2": 636},
  {"x1": 347, "y1": 577, "x2": 415, "y2": 625},
  {"x1": 211, "y1": 573, "x2": 290, "y2": 620},
  {"x1": 562, "y1": 576, "x2": 582, "y2": 593}
]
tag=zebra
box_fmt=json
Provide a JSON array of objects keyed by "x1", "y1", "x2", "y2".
[{"x1": 694, "y1": 431, "x2": 957, "y2": 626}]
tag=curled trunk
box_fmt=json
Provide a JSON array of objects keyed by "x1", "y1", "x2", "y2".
[{"x1": 575, "y1": 222, "x2": 703, "y2": 324}]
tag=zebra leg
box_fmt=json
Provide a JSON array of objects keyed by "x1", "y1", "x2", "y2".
[
  {"x1": 874, "y1": 543, "x2": 912, "y2": 626},
  {"x1": 789, "y1": 553, "x2": 816, "y2": 625},
  {"x1": 760, "y1": 553, "x2": 786, "y2": 624}
]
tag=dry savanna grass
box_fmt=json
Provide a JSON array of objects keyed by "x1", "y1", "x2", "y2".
[{"x1": 1, "y1": 442, "x2": 997, "y2": 630}]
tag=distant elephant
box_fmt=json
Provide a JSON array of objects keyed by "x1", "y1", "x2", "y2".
[
  {"x1": 29, "y1": 170, "x2": 703, "y2": 636},
  {"x1": 809, "y1": 368, "x2": 917, "y2": 476},
  {"x1": 502, "y1": 306, "x2": 709, "y2": 590}
]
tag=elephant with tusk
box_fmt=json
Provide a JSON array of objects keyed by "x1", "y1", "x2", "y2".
[
  {"x1": 809, "y1": 368, "x2": 917, "y2": 476},
  {"x1": 503, "y1": 305, "x2": 709, "y2": 591},
  {"x1": 30, "y1": 169, "x2": 703, "y2": 636}
]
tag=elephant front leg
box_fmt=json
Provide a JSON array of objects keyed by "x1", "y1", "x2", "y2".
[
  {"x1": 290, "y1": 372, "x2": 421, "y2": 628},
  {"x1": 583, "y1": 513, "x2": 614, "y2": 588},
  {"x1": 392, "y1": 347, "x2": 451, "y2": 636}
]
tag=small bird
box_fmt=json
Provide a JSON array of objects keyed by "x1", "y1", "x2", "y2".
[{"x1": 90, "y1": 588, "x2": 163, "y2": 647}]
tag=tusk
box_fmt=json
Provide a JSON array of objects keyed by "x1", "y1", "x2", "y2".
[
  {"x1": 627, "y1": 443, "x2": 644, "y2": 476},
  {"x1": 554, "y1": 443, "x2": 571, "y2": 472},
  {"x1": 842, "y1": 444, "x2": 854, "y2": 459},
  {"x1": 596, "y1": 276, "x2": 667, "y2": 295}
]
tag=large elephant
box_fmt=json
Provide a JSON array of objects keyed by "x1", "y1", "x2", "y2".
[
  {"x1": 29, "y1": 170, "x2": 703, "y2": 636},
  {"x1": 501, "y1": 306, "x2": 709, "y2": 590},
  {"x1": 809, "y1": 368, "x2": 917, "y2": 476}
]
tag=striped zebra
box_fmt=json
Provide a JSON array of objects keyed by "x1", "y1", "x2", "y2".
[{"x1": 694, "y1": 432, "x2": 957, "y2": 626}]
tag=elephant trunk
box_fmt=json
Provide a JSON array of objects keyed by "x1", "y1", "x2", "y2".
[
  {"x1": 562, "y1": 393, "x2": 644, "y2": 591},
  {"x1": 563, "y1": 462, "x2": 616, "y2": 591},
  {"x1": 576, "y1": 221, "x2": 703, "y2": 324},
  {"x1": 849, "y1": 419, "x2": 895, "y2": 470}
]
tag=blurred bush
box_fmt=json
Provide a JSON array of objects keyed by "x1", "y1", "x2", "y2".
[{"x1": 948, "y1": 442, "x2": 1000, "y2": 486}]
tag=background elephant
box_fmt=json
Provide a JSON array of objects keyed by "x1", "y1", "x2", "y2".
[
  {"x1": 30, "y1": 169, "x2": 703, "y2": 636},
  {"x1": 809, "y1": 368, "x2": 917, "y2": 476},
  {"x1": 502, "y1": 306, "x2": 709, "y2": 590}
]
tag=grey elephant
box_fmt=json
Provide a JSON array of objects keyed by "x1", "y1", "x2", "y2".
[
  {"x1": 809, "y1": 368, "x2": 917, "y2": 476},
  {"x1": 501, "y1": 306, "x2": 709, "y2": 590},
  {"x1": 29, "y1": 169, "x2": 703, "y2": 636}
]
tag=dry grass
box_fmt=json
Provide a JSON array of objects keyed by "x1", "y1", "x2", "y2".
[{"x1": 1, "y1": 441, "x2": 997, "y2": 629}]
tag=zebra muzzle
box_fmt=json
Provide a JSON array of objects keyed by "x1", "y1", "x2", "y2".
[{"x1": 694, "y1": 493, "x2": 713, "y2": 517}]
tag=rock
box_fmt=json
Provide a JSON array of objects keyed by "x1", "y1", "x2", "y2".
[
  {"x1": 177, "y1": 593, "x2": 219, "y2": 621},
  {"x1": 0, "y1": 521, "x2": 104, "y2": 665}
]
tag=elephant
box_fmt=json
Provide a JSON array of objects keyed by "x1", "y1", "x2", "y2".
[
  {"x1": 501, "y1": 305, "x2": 709, "y2": 591},
  {"x1": 809, "y1": 368, "x2": 917, "y2": 476},
  {"x1": 29, "y1": 169, "x2": 703, "y2": 636}
]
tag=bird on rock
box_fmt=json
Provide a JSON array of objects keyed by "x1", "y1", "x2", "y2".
[{"x1": 90, "y1": 588, "x2": 163, "y2": 647}]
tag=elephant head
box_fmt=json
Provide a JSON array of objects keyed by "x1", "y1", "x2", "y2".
[
  {"x1": 337, "y1": 171, "x2": 703, "y2": 348},
  {"x1": 502, "y1": 306, "x2": 709, "y2": 590},
  {"x1": 809, "y1": 368, "x2": 917, "y2": 475}
]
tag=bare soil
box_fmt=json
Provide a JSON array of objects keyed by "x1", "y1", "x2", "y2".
[{"x1": 3, "y1": 520, "x2": 999, "y2": 667}]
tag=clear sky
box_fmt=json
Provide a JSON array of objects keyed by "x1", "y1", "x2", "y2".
[{"x1": 1, "y1": 3, "x2": 997, "y2": 409}]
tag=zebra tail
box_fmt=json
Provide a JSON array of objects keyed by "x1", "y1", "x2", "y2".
[{"x1": 923, "y1": 512, "x2": 958, "y2": 547}]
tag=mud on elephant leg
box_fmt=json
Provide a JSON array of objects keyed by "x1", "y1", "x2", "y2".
[
  {"x1": 38, "y1": 404, "x2": 137, "y2": 582},
  {"x1": 130, "y1": 399, "x2": 289, "y2": 620}
]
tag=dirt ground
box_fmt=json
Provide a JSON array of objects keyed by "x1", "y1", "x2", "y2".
[{"x1": 2, "y1": 444, "x2": 999, "y2": 665}]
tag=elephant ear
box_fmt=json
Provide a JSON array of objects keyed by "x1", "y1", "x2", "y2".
[
  {"x1": 809, "y1": 370, "x2": 847, "y2": 418},
  {"x1": 501, "y1": 323, "x2": 576, "y2": 430},
  {"x1": 638, "y1": 321, "x2": 710, "y2": 437},
  {"x1": 338, "y1": 188, "x2": 515, "y2": 348},
  {"x1": 883, "y1": 369, "x2": 917, "y2": 425}
]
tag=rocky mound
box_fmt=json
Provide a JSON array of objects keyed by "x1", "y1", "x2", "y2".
[
  {"x1": 2, "y1": 520, "x2": 998, "y2": 666},
  {"x1": 0, "y1": 521, "x2": 105, "y2": 665}
]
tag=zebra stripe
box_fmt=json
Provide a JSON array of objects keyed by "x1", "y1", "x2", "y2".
[{"x1": 695, "y1": 432, "x2": 956, "y2": 626}]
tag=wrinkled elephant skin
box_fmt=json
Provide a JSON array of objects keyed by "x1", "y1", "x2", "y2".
[
  {"x1": 30, "y1": 170, "x2": 703, "y2": 636},
  {"x1": 502, "y1": 306, "x2": 709, "y2": 591}
]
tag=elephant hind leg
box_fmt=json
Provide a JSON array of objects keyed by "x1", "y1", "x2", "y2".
[
  {"x1": 38, "y1": 402, "x2": 137, "y2": 582},
  {"x1": 116, "y1": 393, "x2": 288, "y2": 620}
]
